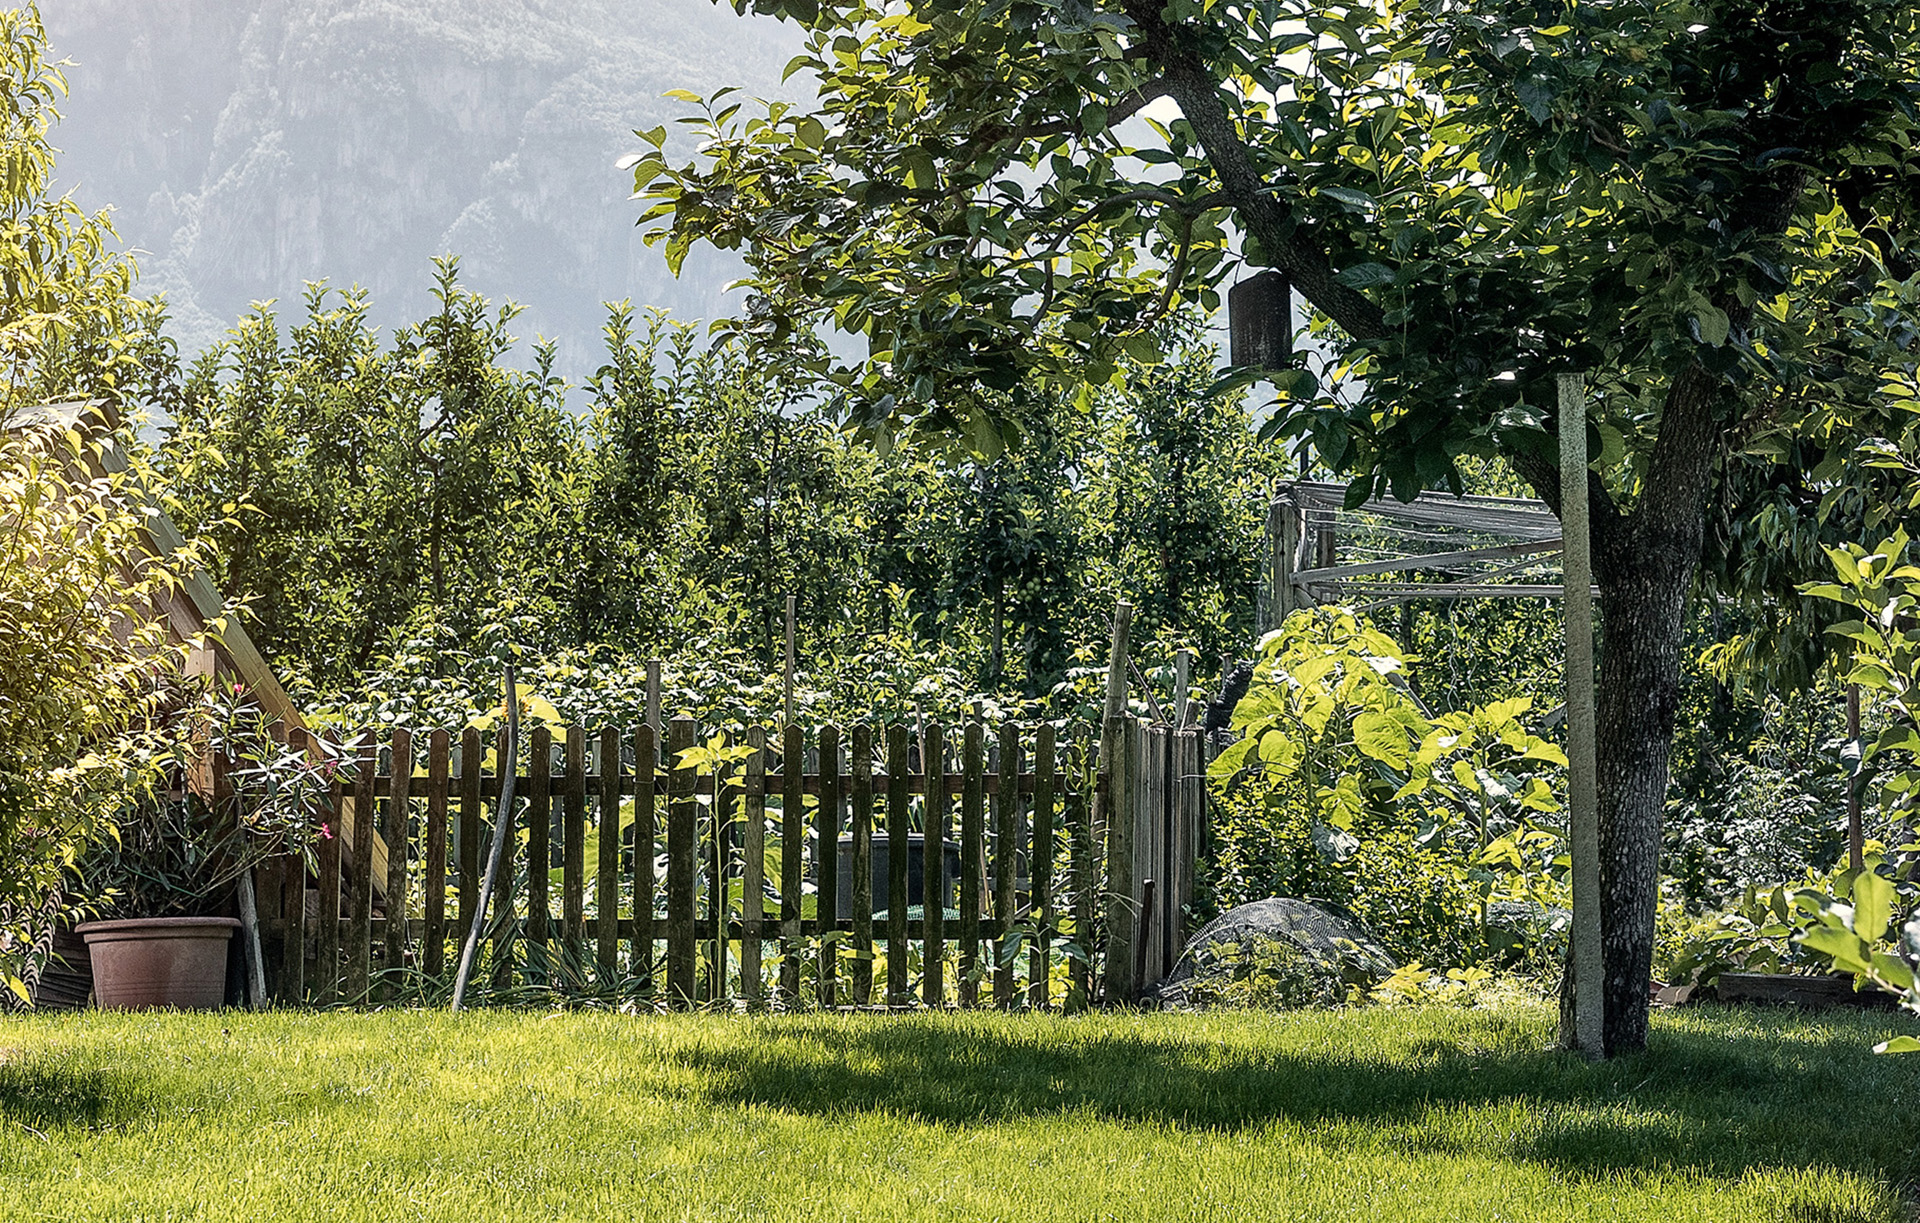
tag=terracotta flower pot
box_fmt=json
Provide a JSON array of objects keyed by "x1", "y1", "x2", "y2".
[{"x1": 76, "y1": 916, "x2": 241, "y2": 1010}]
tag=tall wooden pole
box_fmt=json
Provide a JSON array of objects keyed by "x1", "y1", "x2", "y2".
[
  {"x1": 784, "y1": 594, "x2": 797, "y2": 726},
  {"x1": 1559, "y1": 372, "x2": 1604, "y2": 1059}
]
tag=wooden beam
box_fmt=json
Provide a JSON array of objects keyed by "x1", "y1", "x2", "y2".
[{"x1": 1560, "y1": 371, "x2": 1604, "y2": 1060}]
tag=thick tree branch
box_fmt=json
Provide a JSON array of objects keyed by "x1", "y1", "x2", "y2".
[{"x1": 951, "y1": 79, "x2": 1172, "y2": 160}]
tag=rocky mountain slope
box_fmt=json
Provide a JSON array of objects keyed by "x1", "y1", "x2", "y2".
[{"x1": 45, "y1": 0, "x2": 799, "y2": 375}]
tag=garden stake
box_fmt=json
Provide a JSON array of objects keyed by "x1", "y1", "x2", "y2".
[{"x1": 452, "y1": 657, "x2": 519, "y2": 1012}]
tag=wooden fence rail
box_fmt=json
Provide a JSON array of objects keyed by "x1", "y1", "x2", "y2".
[{"x1": 251, "y1": 717, "x2": 1203, "y2": 1010}]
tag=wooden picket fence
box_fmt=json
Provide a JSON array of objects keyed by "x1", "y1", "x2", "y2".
[{"x1": 249, "y1": 716, "x2": 1206, "y2": 1010}]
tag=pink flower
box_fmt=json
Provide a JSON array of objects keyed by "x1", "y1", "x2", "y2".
[{"x1": 318, "y1": 821, "x2": 334, "y2": 840}]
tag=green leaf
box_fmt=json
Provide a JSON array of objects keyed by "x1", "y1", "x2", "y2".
[
  {"x1": 1318, "y1": 186, "x2": 1377, "y2": 213},
  {"x1": 1875, "y1": 1035, "x2": 1920, "y2": 1054},
  {"x1": 1334, "y1": 262, "x2": 1395, "y2": 290},
  {"x1": 1852, "y1": 871, "x2": 1895, "y2": 940},
  {"x1": 1694, "y1": 304, "x2": 1730, "y2": 346},
  {"x1": 663, "y1": 88, "x2": 704, "y2": 104},
  {"x1": 1799, "y1": 926, "x2": 1872, "y2": 975}
]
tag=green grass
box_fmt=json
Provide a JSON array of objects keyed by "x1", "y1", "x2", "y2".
[{"x1": 2, "y1": 997, "x2": 1916, "y2": 1222}]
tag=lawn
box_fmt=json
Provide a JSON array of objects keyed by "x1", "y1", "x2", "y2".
[{"x1": 2, "y1": 997, "x2": 1915, "y2": 1222}]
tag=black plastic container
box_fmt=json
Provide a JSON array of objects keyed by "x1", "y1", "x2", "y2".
[{"x1": 834, "y1": 833, "x2": 963, "y2": 920}]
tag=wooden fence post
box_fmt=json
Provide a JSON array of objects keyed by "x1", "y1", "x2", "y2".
[
  {"x1": 564, "y1": 726, "x2": 587, "y2": 956},
  {"x1": 527, "y1": 726, "x2": 552, "y2": 987},
  {"x1": 994, "y1": 722, "x2": 1022, "y2": 1008},
  {"x1": 631, "y1": 723, "x2": 658, "y2": 994},
  {"x1": 1029, "y1": 722, "x2": 1056, "y2": 1009},
  {"x1": 1067, "y1": 739, "x2": 1093, "y2": 1013},
  {"x1": 423, "y1": 729, "x2": 449, "y2": 981}
]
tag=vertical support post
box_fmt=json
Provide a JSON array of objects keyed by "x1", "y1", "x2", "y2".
[
  {"x1": 784, "y1": 594, "x2": 797, "y2": 728},
  {"x1": 631, "y1": 723, "x2": 658, "y2": 994},
  {"x1": 922, "y1": 723, "x2": 947, "y2": 1007},
  {"x1": 527, "y1": 726, "x2": 552, "y2": 987},
  {"x1": 1103, "y1": 602, "x2": 1132, "y2": 723},
  {"x1": 563, "y1": 726, "x2": 587, "y2": 954},
  {"x1": 994, "y1": 722, "x2": 1022, "y2": 1007},
  {"x1": 1273, "y1": 499, "x2": 1300, "y2": 626},
  {"x1": 646, "y1": 661, "x2": 662, "y2": 740},
  {"x1": 850, "y1": 723, "x2": 875, "y2": 1006},
  {"x1": 780, "y1": 723, "x2": 806, "y2": 1005},
  {"x1": 885, "y1": 723, "x2": 911, "y2": 1007},
  {"x1": 383, "y1": 727, "x2": 412, "y2": 1002},
  {"x1": 1102, "y1": 715, "x2": 1137, "y2": 1004},
  {"x1": 347, "y1": 734, "x2": 377, "y2": 1003},
  {"x1": 1172, "y1": 649, "x2": 1193, "y2": 729},
  {"x1": 1847, "y1": 684, "x2": 1865, "y2": 873},
  {"x1": 742, "y1": 725, "x2": 767, "y2": 1008},
  {"x1": 1560, "y1": 370, "x2": 1604, "y2": 1059},
  {"x1": 817, "y1": 724, "x2": 842, "y2": 1007},
  {"x1": 959, "y1": 720, "x2": 985, "y2": 1007},
  {"x1": 424, "y1": 728, "x2": 449, "y2": 980}
]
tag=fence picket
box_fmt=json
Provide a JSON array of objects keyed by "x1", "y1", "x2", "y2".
[
  {"x1": 994, "y1": 722, "x2": 1021, "y2": 1008},
  {"x1": 564, "y1": 726, "x2": 587, "y2": 955},
  {"x1": 383, "y1": 727, "x2": 412, "y2": 1000},
  {"x1": 959, "y1": 721, "x2": 984, "y2": 1008},
  {"x1": 424, "y1": 729, "x2": 449, "y2": 979},
  {"x1": 666, "y1": 719, "x2": 698, "y2": 1007},
  {"x1": 596, "y1": 726, "x2": 621, "y2": 986},
  {"x1": 528, "y1": 726, "x2": 553, "y2": 986},
  {"x1": 490, "y1": 726, "x2": 514, "y2": 993},
  {"x1": 315, "y1": 732, "x2": 343, "y2": 1006},
  {"x1": 1030, "y1": 722, "x2": 1055, "y2": 1010},
  {"x1": 710, "y1": 743, "x2": 733, "y2": 1006},
  {"x1": 816, "y1": 724, "x2": 841, "y2": 1008},
  {"x1": 780, "y1": 723, "x2": 805, "y2": 1005},
  {"x1": 1067, "y1": 740, "x2": 1092, "y2": 1013},
  {"x1": 631, "y1": 724, "x2": 658, "y2": 994},
  {"x1": 922, "y1": 723, "x2": 946, "y2": 1008},
  {"x1": 458, "y1": 728, "x2": 481, "y2": 945},
  {"x1": 346, "y1": 734, "x2": 377, "y2": 1003},
  {"x1": 850, "y1": 724, "x2": 874, "y2": 1006},
  {"x1": 742, "y1": 725, "x2": 767, "y2": 1008},
  {"x1": 886, "y1": 723, "x2": 910, "y2": 1008}
]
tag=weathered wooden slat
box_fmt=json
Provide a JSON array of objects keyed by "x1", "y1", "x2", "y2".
[
  {"x1": 596, "y1": 726, "x2": 621, "y2": 986},
  {"x1": 816, "y1": 724, "x2": 841, "y2": 1008},
  {"x1": 886, "y1": 723, "x2": 910, "y2": 1008},
  {"x1": 1029, "y1": 722, "x2": 1055, "y2": 1009},
  {"x1": 382, "y1": 727, "x2": 412, "y2": 1001},
  {"x1": 280, "y1": 728, "x2": 312, "y2": 1004},
  {"x1": 666, "y1": 719, "x2": 698, "y2": 1007},
  {"x1": 461, "y1": 770, "x2": 1050, "y2": 798},
  {"x1": 959, "y1": 721, "x2": 984, "y2": 1008},
  {"x1": 458, "y1": 728, "x2": 481, "y2": 944},
  {"x1": 994, "y1": 722, "x2": 1022, "y2": 1008},
  {"x1": 780, "y1": 723, "x2": 806, "y2": 1006},
  {"x1": 631, "y1": 724, "x2": 658, "y2": 993},
  {"x1": 347, "y1": 733, "x2": 378, "y2": 1003},
  {"x1": 1101, "y1": 716, "x2": 1137, "y2": 1004},
  {"x1": 527, "y1": 725, "x2": 553, "y2": 984},
  {"x1": 564, "y1": 726, "x2": 587, "y2": 953},
  {"x1": 922, "y1": 723, "x2": 947, "y2": 1008},
  {"x1": 850, "y1": 723, "x2": 874, "y2": 1007},
  {"x1": 490, "y1": 726, "x2": 515, "y2": 993},
  {"x1": 709, "y1": 744, "x2": 733, "y2": 1006},
  {"x1": 424, "y1": 729, "x2": 449, "y2": 980},
  {"x1": 742, "y1": 725, "x2": 767, "y2": 1008},
  {"x1": 1067, "y1": 740, "x2": 1092, "y2": 1013}
]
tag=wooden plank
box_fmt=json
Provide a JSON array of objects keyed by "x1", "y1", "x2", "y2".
[
  {"x1": 1029, "y1": 722, "x2": 1055, "y2": 1009},
  {"x1": 886, "y1": 723, "x2": 910, "y2": 1008},
  {"x1": 458, "y1": 728, "x2": 481, "y2": 943},
  {"x1": 631, "y1": 724, "x2": 658, "y2": 995},
  {"x1": 781, "y1": 723, "x2": 806, "y2": 1006},
  {"x1": 596, "y1": 726, "x2": 621, "y2": 986},
  {"x1": 816, "y1": 723, "x2": 841, "y2": 1008},
  {"x1": 527, "y1": 726, "x2": 553, "y2": 986},
  {"x1": 922, "y1": 723, "x2": 946, "y2": 1008},
  {"x1": 280, "y1": 729, "x2": 311, "y2": 1004},
  {"x1": 1102, "y1": 716, "x2": 1137, "y2": 1004},
  {"x1": 564, "y1": 726, "x2": 587, "y2": 952},
  {"x1": 666, "y1": 719, "x2": 698, "y2": 1007},
  {"x1": 424, "y1": 729, "x2": 449, "y2": 980},
  {"x1": 742, "y1": 725, "x2": 767, "y2": 1008},
  {"x1": 850, "y1": 723, "x2": 874, "y2": 1006},
  {"x1": 1067, "y1": 738, "x2": 1092, "y2": 1013},
  {"x1": 347, "y1": 733, "x2": 377, "y2": 1003},
  {"x1": 490, "y1": 726, "x2": 514, "y2": 994},
  {"x1": 994, "y1": 722, "x2": 1021, "y2": 1008},
  {"x1": 383, "y1": 727, "x2": 412, "y2": 1001},
  {"x1": 959, "y1": 721, "x2": 984, "y2": 1008},
  {"x1": 709, "y1": 742, "x2": 733, "y2": 1007}
]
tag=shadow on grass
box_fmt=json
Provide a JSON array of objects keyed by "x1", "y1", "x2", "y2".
[
  {"x1": 670, "y1": 1005, "x2": 1920, "y2": 1186},
  {"x1": 0, "y1": 1060, "x2": 137, "y2": 1131}
]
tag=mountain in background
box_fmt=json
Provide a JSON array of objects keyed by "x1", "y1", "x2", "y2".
[{"x1": 45, "y1": 0, "x2": 801, "y2": 377}]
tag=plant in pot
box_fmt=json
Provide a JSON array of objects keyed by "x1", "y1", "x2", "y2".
[{"x1": 74, "y1": 681, "x2": 338, "y2": 1010}]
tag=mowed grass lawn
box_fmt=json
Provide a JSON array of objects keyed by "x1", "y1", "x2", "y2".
[{"x1": 2, "y1": 998, "x2": 1916, "y2": 1222}]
